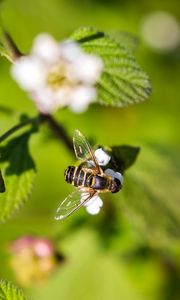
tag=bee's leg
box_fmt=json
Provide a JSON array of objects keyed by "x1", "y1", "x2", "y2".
[{"x1": 98, "y1": 166, "x2": 104, "y2": 176}]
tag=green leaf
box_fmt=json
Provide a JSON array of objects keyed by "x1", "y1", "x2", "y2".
[
  {"x1": 0, "y1": 169, "x2": 5, "y2": 193},
  {"x1": 100, "y1": 145, "x2": 140, "y2": 173},
  {"x1": 0, "y1": 130, "x2": 36, "y2": 222},
  {"x1": 111, "y1": 145, "x2": 140, "y2": 173},
  {"x1": 71, "y1": 26, "x2": 151, "y2": 107},
  {"x1": 0, "y1": 280, "x2": 29, "y2": 300},
  {"x1": 109, "y1": 31, "x2": 139, "y2": 53}
]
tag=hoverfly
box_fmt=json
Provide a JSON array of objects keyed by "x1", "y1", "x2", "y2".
[{"x1": 55, "y1": 130, "x2": 122, "y2": 220}]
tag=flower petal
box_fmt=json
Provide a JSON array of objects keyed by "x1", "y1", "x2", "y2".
[
  {"x1": 32, "y1": 88, "x2": 58, "y2": 113},
  {"x1": 32, "y1": 33, "x2": 60, "y2": 64},
  {"x1": 60, "y1": 41, "x2": 83, "y2": 62},
  {"x1": 69, "y1": 86, "x2": 96, "y2": 113},
  {"x1": 33, "y1": 239, "x2": 54, "y2": 257},
  {"x1": 11, "y1": 56, "x2": 46, "y2": 91},
  {"x1": 94, "y1": 148, "x2": 111, "y2": 166},
  {"x1": 70, "y1": 54, "x2": 103, "y2": 84},
  {"x1": 85, "y1": 195, "x2": 103, "y2": 215}
]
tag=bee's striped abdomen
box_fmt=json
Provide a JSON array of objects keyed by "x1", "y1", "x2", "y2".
[
  {"x1": 64, "y1": 166, "x2": 111, "y2": 192},
  {"x1": 73, "y1": 167, "x2": 82, "y2": 186},
  {"x1": 64, "y1": 166, "x2": 93, "y2": 188},
  {"x1": 77, "y1": 169, "x2": 86, "y2": 186},
  {"x1": 64, "y1": 166, "x2": 86, "y2": 187},
  {"x1": 64, "y1": 166, "x2": 75, "y2": 184}
]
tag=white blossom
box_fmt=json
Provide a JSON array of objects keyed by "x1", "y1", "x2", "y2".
[
  {"x1": 81, "y1": 192, "x2": 103, "y2": 215},
  {"x1": 11, "y1": 34, "x2": 103, "y2": 114},
  {"x1": 85, "y1": 195, "x2": 103, "y2": 215},
  {"x1": 94, "y1": 148, "x2": 111, "y2": 166}
]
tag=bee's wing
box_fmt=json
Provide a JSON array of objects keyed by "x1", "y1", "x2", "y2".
[
  {"x1": 73, "y1": 130, "x2": 101, "y2": 173},
  {"x1": 55, "y1": 189, "x2": 96, "y2": 220}
]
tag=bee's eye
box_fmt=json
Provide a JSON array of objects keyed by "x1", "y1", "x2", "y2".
[
  {"x1": 110, "y1": 178, "x2": 121, "y2": 193},
  {"x1": 114, "y1": 178, "x2": 121, "y2": 187}
]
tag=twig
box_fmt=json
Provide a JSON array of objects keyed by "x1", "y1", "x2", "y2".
[
  {"x1": 3, "y1": 30, "x2": 23, "y2": 60},
  {"x1": 44, "y1": 114, "x2": 74, "y2": 154}
]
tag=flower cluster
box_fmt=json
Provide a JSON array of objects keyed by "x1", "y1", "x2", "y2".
[
  {"x1": 9, "y1": 235, "x2": 63, "y2": 286},
  {"x1": 11, "y1": 34, "x2": 103, "y2": 114},
  {"x1": 82, "y1": 148, "x2": 123, "y2": 215}
]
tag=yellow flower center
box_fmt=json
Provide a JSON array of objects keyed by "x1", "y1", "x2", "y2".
[{"x1": 47, "y1": 64, "x2": 67, "y2": 88}]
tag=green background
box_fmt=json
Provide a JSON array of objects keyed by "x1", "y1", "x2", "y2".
[{"x1": 0, "y1": 0, "x2": 180, "y2": 299}]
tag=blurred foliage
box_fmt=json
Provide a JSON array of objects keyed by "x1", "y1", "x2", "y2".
[
  {"x1": 0, "y1": 279, "x2": 28, "y2": 300},
  {"x1": 0, "y1": 0, "x2": 180, "y2": 300},
  {"x1": 121, "y1": 144, "x2": 180, "y2": 245}
]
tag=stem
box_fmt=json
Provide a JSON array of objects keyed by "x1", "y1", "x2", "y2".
[
  {"x1": 3, "y1": 30, "x2": 23, "y2": 60},
  {"x1": 44, "y1": 114, "x2": 74, "y2": 154},
  {"x1": 0, "y1": 116, "x2": 40, "y2": 143}
]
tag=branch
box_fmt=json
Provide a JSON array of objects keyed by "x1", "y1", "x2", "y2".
[
  {"x1": 44, "y1": 115, "x2": 74, "y2": 154},
  {"x1": 3, "y1": 30, "x2": 23, "y2": 60}
]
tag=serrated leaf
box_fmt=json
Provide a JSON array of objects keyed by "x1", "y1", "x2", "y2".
[
  {"x1": 109, "y1": 31, "x2": 139, "y2": 53},
  {"x1": 70, "y1": 26, "x2": 151, "y2": 107},
  {"x1": 0, "y1": 280, "x2": 29, "y2": 300},
  {"x1": 0, "y1": 130, "x2": 36, "y2": 222}
]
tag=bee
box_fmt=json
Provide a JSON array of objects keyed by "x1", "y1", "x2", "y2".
[{"x1": 55, "y1": 130, "x2": 122, "y2": 220}]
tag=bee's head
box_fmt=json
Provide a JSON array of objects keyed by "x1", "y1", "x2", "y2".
[{"x1": 109, "y1": 178, "x2": 122, "y2": 193}]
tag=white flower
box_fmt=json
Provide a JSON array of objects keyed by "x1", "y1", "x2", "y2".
[
  {"x1": 81, "y1": 192, "x2": 103, "y2": 215},
  {"x1": 94, "y1": 148, "x2": 111, "y2": 166},
  {"x1": 69, "y1": 86, "x2": 96, "y2": 113},
  {"x1": 85, "y1": 195, "x2": 103, "y2": 215},
  {"x1": 11, "y1": 33, "x2": 103, "y2": 114}
]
